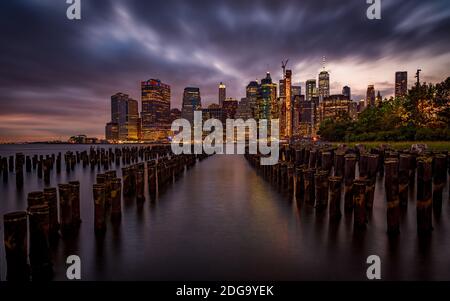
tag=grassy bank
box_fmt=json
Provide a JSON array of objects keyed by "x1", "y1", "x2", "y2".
[{"x1": 331, "y1": 141, "x2": 450, "y2": 151}]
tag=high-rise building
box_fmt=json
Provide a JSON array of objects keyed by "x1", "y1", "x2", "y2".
[
  {"x1": 292, "y1": 85, "x2": 301, "y2": 98},
  {"x1": 318, "y1": 94, "x2": 351, "y2": 124},
  {"x1": 395, "y1": 71, "x2": 408, "y2": 98},
  {"x1": 366, "y1": 85, "x2": 376, "y2": 107},
  {"x1": 222, "y1": 98, "x2": 238, "y2": 121},
  {"x1": 219, "y1": 82, "x2": 226, "y2": 106},
  {"x1": 181, "y1": 87, "x2": 202, "y2": 125},
  {"x1": 306, "y1": 79, "x2": 316, "y2": 101},
  {"x1": 246, "y1": 80, "x2": 259, "y2": 118},
  {"x1": 141, "y1": 79, "x2": 171, "y2": 141},
  {"x1": 235, "y1": 97, "x2": 253, "y2": 120},
  {"x1": 202, "y1": 103, "x2": 223, "y2": 121},
  {"x1": 376, "y1": 91, "x2": 382, "y2": 106},
  {"x1": 283, "y1": 69, "x2": 293, "y2": 138},
  {"x1": 318, "y1": 71, "x2": 330, "y2": 99},
  {"x1": 169, "y1": 108, "x2": 181, "y2": 123},
  {"x1": 342, "y1": 86, "x2": 351, "y2": 100},
  {"x1": 257, "y1": 72, "x2": 277, "y2": 120},
  {"x1": 109, "y1": 92, "x2": 138, "y2": 141},
  {"x1": 105, "y1": 122, "x2": 119, "y2": 141}
]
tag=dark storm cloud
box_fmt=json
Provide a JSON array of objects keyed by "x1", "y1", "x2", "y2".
[{"x1": 0, "y1": 0, "x2": 449, "y2": 141}]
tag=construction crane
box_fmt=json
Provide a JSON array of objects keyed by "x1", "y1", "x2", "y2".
[{"x1": 281, "y1": 59, "x2": 289, "y2": 77}]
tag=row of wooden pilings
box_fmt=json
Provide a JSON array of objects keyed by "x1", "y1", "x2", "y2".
[
  {"x1": 1, "y1": 145, "x2": 211, "y2": 281},
  {"x1": 245, "y1": 144, "x2": 449, "y2": 235},
  {"x1": 0, "y1": 145, "x2": 173, "y2": 188}
]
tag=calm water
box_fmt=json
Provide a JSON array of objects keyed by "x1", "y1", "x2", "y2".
[{"x1": 0, "y1": 144, "x2": 450, "y2": 281}]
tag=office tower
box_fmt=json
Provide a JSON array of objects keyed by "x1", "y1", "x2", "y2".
[
  {"x1": 222, "y1": 98, "x2": 238, "y2": 120},
  {"x1": 202, "y1": 103, "x2": 223, "y2": 121},
  {"x1": 219, "y1": 82, "x2": 226, "y2": 106},
  {"x1": 298, "y1": 97, "x2": 313, "y2": 137},
  {"x1": 366, "y1": 85, "x2": 376, "y2": 107},
  {"x1": 235, "y1": 98, "x2": 253, "y2": 120},
  {"x1": 109, "y1": 92, "x2": 138, "y2": 141},
  {"x1": 105, "y1": 122, "x2": 119, "y2": 141},
  {"x1": 318, "y1": 94, "x2": 352, "y2": 124},
  {"x1": 141, "y1": 79, "x2": 171, "y2": 141},
  {"x1": 246, "y1": 80, "x2": 259, "y2": 118},
  {"x1": 395, "y1": 71, "x2": 408, "y2": 98},
  {"x1": 292, "y1": 85, "x2": 301, "y2": 98},
  {"x1": 318, "y1": 70, "x2": 330, "y2": 99},
  {"x1": 376, "y1": 91, "x2": 382, "y2": 105},
  {"x1": 257, "y1": 72, "x2": 277, "y2": 120},
  {"x1": 181, "y1": 87, "x2": 202, "y2": 125},
  {"x1": 284, "y1": 69, "x2": 292, "y2": 137},
  {"x1": 342, "y1": 86, "x2": 351, "y2": 100},
  {"x1": 306, "y1": 79, "x2": 316, "y2": 101}
]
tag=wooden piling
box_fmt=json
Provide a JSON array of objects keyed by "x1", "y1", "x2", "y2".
[
  {"x1": 111, "y1": 178, "x2": 122, "y2": 219},
  {"x1": 93, "y1": 183, "x2": 106, "y2": 235},
  {"x1": 353, "y1": 179, "x2": 367, "y2": 229},
  {"x1": 344, "y1": 154, "x2": 356, "y2": 212},
  {"x1": 69, "y1": 181, "x2": 81, "y2": 227},
  {"x1": 385, "y1": 159, "x2": 400, "y2": 235},
  {"x1": 398, "y1": 154, "x2": 410, "y2": 208},
  {"x1": 29, "y1": 204, "x2": 53, "y2": 280},
  {"x1": 329, "y1": 176, "x2": 342, "y2": 221},
  {"x1": 417, "y1": 157, "x2": 433, "y2": 234},
  {"x1": 432, "y1": 154, "x2": 447, "y2": 214},
  {"x1": 303, "y1": 168, "x2": 315, "y2": 206},
  {"x1": 3, "y1": 211, "x2": 30, "y2": 281},
  {"x1": 43, "y1": 188, "x2": 59, "y2": 237},
  {"x1": 58, "y1": 183, "x2": 72, "y2": 235},
  {"x1": 314, "y1": 170, "x2": 329, "y2": 211}
]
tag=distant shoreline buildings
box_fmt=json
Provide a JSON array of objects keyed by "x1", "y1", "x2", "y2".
[{"x1": 104, "y1": 60, "x2": 415, "y2": 143}]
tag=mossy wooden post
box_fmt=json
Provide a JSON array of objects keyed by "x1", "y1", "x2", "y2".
[
  {"x1": 329, "y1": 176, "x2": 342, "y2": 221},
  {"x1": 353, "y1": 179, "x2": 367, "y2": 229},
  {"x1": 417, "y1": 157, "x2": 433, "y2": 234},
  {"x1": 69, "y1": 181, "x2": 81, "y2": 227},
  {"x1": 93, "y1": 183, "x2": 106, "y2": 235},
  {"x1": 111, "y1": 178, "x2": 122, "y2": 220},
  {"x1": 344, "y1": 154, "x2": 356, "y2": 212},
  {"x1": 315, "y1": 170, "x2": 329, "y2": 211},
  {"x1": 58, "y1": 183, "x2": 72, "y2": 236},
  {"x1": 303, "y1": 168, "x2": 316, "y2": 206},
  {"x1": 3, "y1": 211, "x2": 30, "y2": 281},
  {"x1": 385, "y1": 159, "x2": 400, "y2": 235},
  {"x1": 432, "y1": 154, "x2": 446, "y2": 214},
  {"x1": 43, "y1": 188, "x2": 59, "y2": 237},
  {"x1": 29, "y1": 204, "x2": 53, "y2": 280},
  {"x1": 398, "y1": 154, "x2": 410, "y2": 208},
  {"x1": 366, "y1": 154, "x2": 378, "y2": 211}
]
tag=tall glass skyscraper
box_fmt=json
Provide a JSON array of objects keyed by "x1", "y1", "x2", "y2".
[
  {"x1": 141, "y1": 79, "x2": 171, "y2": 140},
  {"x1": 318, "y1": 71, "x2": 330, "y2": 99},
  {"x1": 181, "y1": 87, "x2": 202, "y2": 124}
]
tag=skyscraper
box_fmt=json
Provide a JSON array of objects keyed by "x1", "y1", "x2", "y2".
[
  {"x1": 366, "y1": 85, "x2": 376, "y2": 107},
  {"x1": 318, "y1": 70, "x2": 330, "y2": 99},
  {"x1": 141, "y1": 79, "x2": 171, "y2": 141},
  {"x1": 181, "y1": 87, "x2": 202, "y2": 124},
  {"x1": 306, "y1": 79, "x2": 316, "y2": 101},
  {"x1": 257, "y1": 72, "x2": 277, "y2": 120},
  {"x1": 395, "y1": 71, "x2": 408, "y2": 98},
  {"x1": 292, "y1": 85, "x2": 301, "y2": 98},
  {"x1": 283, "y1": 69, "x2": 293, "y2": 138},
  {"x1": 342, "y1": 86, "x2": 351, "y2": 100},
  {"x1": 109, "y1": 92, "x2": 138, "y2": 141},
  {"x1": 219, "y1": 82, "x2": 226, "y2": 106},
  {"x1": 246, "y1": 80, "x2": 259, "y2": 118},
  {"x1": 222, "y1": 98, "x2": 238, "y2": 121}
]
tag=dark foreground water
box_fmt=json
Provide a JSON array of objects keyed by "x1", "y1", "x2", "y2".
[{"x1": 1, "y1": 145, "x2": 450, "y2": 281}]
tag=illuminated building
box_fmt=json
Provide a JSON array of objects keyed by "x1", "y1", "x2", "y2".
[
  {"x1": 366, "y1": 85, "x2": 375, "y2": 107},
  {"x1": 105, "y1": 122, "x2": 119, "y2": 141},
  {"x1": 219, "y1": 82, "x2": 226, "y2": 106},
  {"x1": 235, "y1": 98, "x2": 253, "y2": 120},
  {"x1": 222, "y1": 98, "x2": 238, "y2": 120},
  {"x1": 306, "y1": 79, "x2": 316, "y2": 101},
  {"x1": 318, "y1": 70, "x2": 330, "y2": 99},
  {"x1": 170, "y1": 108, "x2": 181, "y2": 123},
  {"x1": 202, "y1": 103, "x2": 223, "y2": 121},
  {"x1": 141, "y1": 79, "x2": 171, "y2": 141},
  {"x1": 246, "y1": 80, "x2": 259, "y2": 118},
  {"x1": 318, "y1": 94, "x2": 351, "y2": 124},
  {"x1": 280, "y1": 69, "x2": 292, "y2": 138},
  {"x1": 376, "y1": 91, "x2": 382, "y2": 106},
  {"x1": 395, "y1": 71, "x2": 408, "y2": 98},
  {"x1": 257, "y1": 72, "x2": 277, "y2": 120},
  {"x1": 342, "y1": 86, "x2": 351, "y2": 100},
  {"x1": 109, "y1": 92, "x2": 138, "y2": 141},
  {"x1": 182, "y1": 87, "x2": 202, "y2": 125}
]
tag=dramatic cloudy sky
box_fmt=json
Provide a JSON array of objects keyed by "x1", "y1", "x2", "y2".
[{"x1": 0, "y1": 0, "x2": 449, "y2": 142}]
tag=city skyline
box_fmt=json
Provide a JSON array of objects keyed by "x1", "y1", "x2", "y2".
[{"x1": 1, "y1": 0, "x2": 450, "y2": 142}]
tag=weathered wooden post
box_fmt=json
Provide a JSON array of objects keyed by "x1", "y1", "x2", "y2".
[
  {"x1": 3, "y1": 211, "x2": 30, "y2": 281},
  {"x1": 58, "y1": 183, "x2": 72, "y2": 235},
  {"x1": 309, "y1": 149, "x2": 317, "y2": 169},
  {"x1": 417, "y1": 157, "x2": 433, "y2": 234},
  {"x1": 69, "y1": 181, "x2": 81, "y2": 227},
  {"x1": 93, "y1": 183, "x2": 106, "y2": 235},
  {"x1": 9, "y1": 155, "x2": 14, "y2": 172},
  {"x1": 295, "y1": 166, "x2": 305, "y2": 203},
  {"x1": 344, "y1": 154, "x2": 356, "y2": 212},
  {"x1": 29, "y1": 204, "x2": 53, "y2": 280},
  {"x1": 43, "y1": 187, "x2": 59, "y2": 237},
  {"x1": 2, "y1": 157, "x2": 8, "y2": 182},
  {"x1": 27, "y1": 191, "x2": 45, "y2": 209},
  {"x1": 329, "y1": 176, "x2": 342, "y2": 220},
  {"x1": 287, "y1": 164, "x2": 294, "y2": 196},
  {"x1": 26, "y1": 156, "x2": 32, "y2": 172},
  {"x1": 432, "y1": 154, "x2": 447, "y2": 214},
  {"x1": 303, "y1": 168, "x2": 316, "y2": 206},
  {"x1": 365, "y1": 154, "x2": 378, "y2": 211},
  {"x1": 385, "y1": 159, "x2": 400, "y2": 235},
  {"x1": 111, "y1": 178, "x2": 122, "y2": 220},
  {"x1": 315, "y1": 170, "x2": 329, "y2": 211},
  {"x1": 359, "y1": 153, "x2": 368, "y2": 179},
  {"x1": 15, "y1": 154, "x2": 24, "y2": 190},
  {"x1": 279, "y1": 163, "x2": 287, "y2": 192},
  {"x1": 398, "y1": 154, "x2": 410, "y2": 208},
  {"x1": 37, "y1": 159, "x2": 43, "y2": 179},
  {"x1": 321, "y1": 151, "x2": 332, "y2": 175},
  {"x1": 147, "y1": 161, "x2": 157, "y2": 200},
  {"x1": 136, "y1": 168, "x2": 145, "y2": 202},
  {"x1": 43, "y1": 158, "x2": 51, "y2": 185},
  {"x1": 353, "y1": 179, "x2": 367, "y2": 229}
]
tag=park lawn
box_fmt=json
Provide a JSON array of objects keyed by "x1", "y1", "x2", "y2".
[{"x1": 332, "y1": 141, "x2": 450, "y2": 151}]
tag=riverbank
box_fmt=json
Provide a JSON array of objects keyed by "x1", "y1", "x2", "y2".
[{"x1": 332, "y1": 141, "x2": 450, "y2": 151}]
